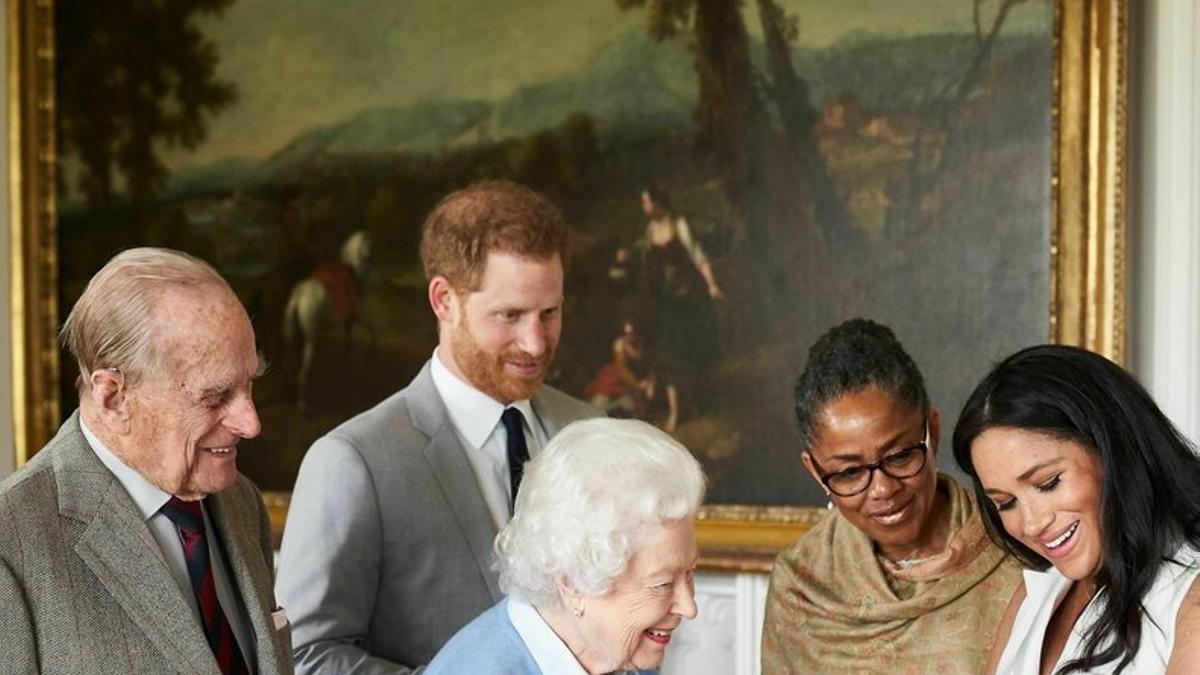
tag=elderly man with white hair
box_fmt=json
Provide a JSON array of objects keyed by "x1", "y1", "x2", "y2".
[
  {"x1": 0, "y1": 248, "x2": 292, "y2": 674},
  {"x1": 427, "y1": 418, "x2": 706, "y2": 675}
]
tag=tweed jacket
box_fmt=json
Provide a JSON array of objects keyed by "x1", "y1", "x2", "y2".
[{"x1": 0, "y1": 411, "x2": 293, "y2": 674}]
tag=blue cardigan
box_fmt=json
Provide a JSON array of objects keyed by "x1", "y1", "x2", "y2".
[
  {"x1": 426, "y1": 600, "x2": 540, "y2": 674},
  {"x1": 426, "y1": 599, "x2": 656, "y2": 674}
]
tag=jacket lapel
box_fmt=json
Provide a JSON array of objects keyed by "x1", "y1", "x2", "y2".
[
  {"x1": 206, "y1": 490, "x2": 290, "y2": 675},
  {"x1": 54, "y1": 416, "x2": 216, "y2": 674},
  {"x1": 408, "y1": 364, "x2": 504, "y2": 602},
  {"x1": 531, "y1": 390, "x2": 567, "y2": 437}
]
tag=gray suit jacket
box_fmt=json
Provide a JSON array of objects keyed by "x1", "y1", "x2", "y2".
[
  {"x1": 0, "y1": 412, "x2": 293, "y2": 674},
  {"x1": 276, "y1": 361, "x2": 600, "y2": 674}
]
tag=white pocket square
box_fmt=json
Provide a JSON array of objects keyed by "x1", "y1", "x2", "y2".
[{"x1": 271, "y1": 607, "x2": 289, "y2": 631}]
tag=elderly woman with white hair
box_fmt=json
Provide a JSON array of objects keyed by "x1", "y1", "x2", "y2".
[{"x1": 427, "y1": 418, "x2": 706, "y2": 674}]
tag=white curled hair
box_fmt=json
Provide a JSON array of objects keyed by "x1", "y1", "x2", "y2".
[{"x1": 495, "y1": 418, "x2": 706, "y2": 607}]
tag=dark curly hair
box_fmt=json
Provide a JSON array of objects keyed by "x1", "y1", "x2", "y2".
[
  {"x1": 793, "y1": 319, "x2": 929, "y2": 449},
  {"x1": 953, "y1": 344, "x2": 1200, "y2": 674}
]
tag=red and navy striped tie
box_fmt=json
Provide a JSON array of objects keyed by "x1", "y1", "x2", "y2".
[{"x1": 161, "y1": 497, "x2": 250, "y2": 675}]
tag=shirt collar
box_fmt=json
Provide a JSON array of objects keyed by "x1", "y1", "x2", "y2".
[
  {"x1": 1022, "y1": 566, "x2": 1068, "y2": 597},
  {"x1": 506, "y1": 597, "x2": 588, "y2": 675},
  {"x1": 80, "y1": 417, "x2": 172, "y2": 520},
  {"x1": 430, "y1": 348, "x2": 537, "y2": 449}
]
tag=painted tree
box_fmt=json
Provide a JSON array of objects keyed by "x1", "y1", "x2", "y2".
[
  {"x1": 615, "y1": 1, "x2": 767, "y2": 196},
  {"x1": 616, "y1": 0, "x2": 829, "y2": 324},
  {"x1": 57, "y1": 0, "x2": 238, "y2": 207},
  {"x1": 754, "y1": 0, "x2": 847, "y2": 236},
  {"x1": 902, "y1": 0, "x2": 1034, "y2": 228}
]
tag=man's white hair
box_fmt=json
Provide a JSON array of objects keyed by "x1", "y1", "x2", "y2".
[
  {"x1": 495, "y1": 418, "x2": 706, "y2": 607},
  {"x1": 61, "y1": 247, "x2": 233, "y2": 391}
]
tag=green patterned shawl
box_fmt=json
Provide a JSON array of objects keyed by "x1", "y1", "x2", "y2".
[{"x1": 761, "y1": 476, "x2": 1021, "y2": 674}]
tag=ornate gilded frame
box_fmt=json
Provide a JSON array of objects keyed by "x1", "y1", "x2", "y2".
[
  {"x1": 8, "y1": 0, "x2": 58, "y2": 470},
  {"x1": 9, "y1": 0, "x2": 1127, "y2": 572}
]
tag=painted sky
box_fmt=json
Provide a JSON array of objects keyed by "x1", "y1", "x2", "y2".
[
  {"x1": 168, "y1": 0, "x2": 1050, "y2": 168},
  {"x1": 774, "y1": 0, "x2": 1049, "y2": 47}
]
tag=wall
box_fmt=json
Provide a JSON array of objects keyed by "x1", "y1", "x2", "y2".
[
  {"x1": 661, "y1": 572, "x2": 769, "y2": 675},
  {"x1": 1132, "y1": 0, "x2": 1200, "y2": 444}
]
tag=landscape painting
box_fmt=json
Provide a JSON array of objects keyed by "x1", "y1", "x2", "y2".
[{"x1": 52, "y1": 0, "x2": 1054, "y2": 511}]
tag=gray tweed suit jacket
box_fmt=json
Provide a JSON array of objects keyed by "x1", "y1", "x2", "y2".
[
  {"x1": 276, "y1": 361, "x2": 600, "y2": 674},
  {"x1": 0, "y1": 411, "x2": 293, "y2": 674}
]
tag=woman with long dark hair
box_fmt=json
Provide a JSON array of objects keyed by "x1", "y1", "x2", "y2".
[{"x1": 953, "y1": 344, "x2": 1200, "y2": 674}]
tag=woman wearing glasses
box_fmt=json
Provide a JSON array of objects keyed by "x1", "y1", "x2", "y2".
[{"x1": 762, "y1": 319, "x2": 1021, "y2": 674}]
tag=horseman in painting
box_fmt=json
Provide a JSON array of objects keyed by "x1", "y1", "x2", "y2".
[{"x1": 283, "y1": 230, "x2": 371, "y2": 409}]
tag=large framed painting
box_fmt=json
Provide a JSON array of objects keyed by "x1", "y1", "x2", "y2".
[{"x1": 10, "y1": 0, "x2": 1125, "y2": 570}]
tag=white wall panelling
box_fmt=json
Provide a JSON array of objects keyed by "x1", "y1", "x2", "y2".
[
  {"x1": 660, "y1": 572, "x2": 769, "y2": 675},
  {"x1": 1131, "y1": 0, "x2": 1200, "y2": 444}
]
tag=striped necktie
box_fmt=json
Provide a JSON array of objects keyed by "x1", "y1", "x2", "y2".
[{"x1": 160, "y1": 497, "x2": 250, "y2": 675}]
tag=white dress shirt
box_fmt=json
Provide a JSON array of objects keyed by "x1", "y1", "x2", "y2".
[
  {"x1": 507, "y1": 598, "x2": 588, "y2": 675},
  {"x1": 81, "y1": 419, "x2": 256, "y2": 670},
  {"x1": 430, "y1": 348, "x2": 548, "y2": 530}
]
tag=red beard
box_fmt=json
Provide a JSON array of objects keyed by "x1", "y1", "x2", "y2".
[{"x1": 449, "y1": 320, "x2": 554, "y2": 403}]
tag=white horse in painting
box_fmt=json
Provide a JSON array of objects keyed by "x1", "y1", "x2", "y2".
[{"x1": 283, "y1": 230, "x2": 371, "y2": 409}]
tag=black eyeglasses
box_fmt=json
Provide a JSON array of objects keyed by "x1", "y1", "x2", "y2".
[{"x1": 810, "y1": 420, "x2": 930, "y2": 497}]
